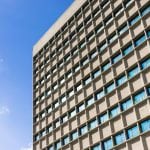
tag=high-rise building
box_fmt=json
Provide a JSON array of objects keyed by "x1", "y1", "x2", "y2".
[{"x1": 33, "y1": 0, "x2": 150, "y2": 149}]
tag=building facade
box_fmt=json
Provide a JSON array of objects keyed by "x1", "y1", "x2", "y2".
[{"x1": 33, "y1": 0, "x2": 150, "y2": 149}]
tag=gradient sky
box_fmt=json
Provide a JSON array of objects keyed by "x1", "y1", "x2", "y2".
[{"x1": 0, "y1": 0, "x2": 73, "y2": 149}]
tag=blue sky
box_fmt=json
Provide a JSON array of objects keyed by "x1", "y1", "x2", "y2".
[{"x1": 0, "y1": 0, "x2": 73, "y2": 149}]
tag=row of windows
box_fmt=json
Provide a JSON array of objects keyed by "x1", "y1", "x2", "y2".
[
  {"x1": 33, "y1": 0, "x2": 140, "y2": 73},
  {"x1": 34, "y1": 55, "x2": 150, "y2": 123},
  {"x1": 34, "y1": 86, "x2": 150, "y2": 143},
  {"x1": 33, "y1": 3, "x2": 150, "y2": 91},
  {"x1": 34, "y1": 29, "x2": 150, "y2": 108},
  {"x1": 33, "y1": 0, "x2": 133, "y2": 62},
  {"x1": 46, "y1": 118, "x2": 150, "y2": 150},
  {"x1": 91, "y1": 119, "x2": 150, "y2": 150}
]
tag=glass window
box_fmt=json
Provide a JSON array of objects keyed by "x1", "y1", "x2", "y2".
[
  {"x1": 128, "y1": 66, "x2": 139, "y2": 78},
  {"x1": 55, "y1": 141, "x2": 61, "y2": 150},
  {"x1": 114, "y1": 132, "x2": 126, "y2": 145},
  {"x1": 99, "y1": 42, "x2": 107, "y2": 52},
  {"x1": 86, "y1": 97, "x2": 95, "y2": 106},
  {"x1": 116, "y1": 74, "x2": 127, "y2": 86},
  {"x1": 89, "y1": 119, "x2": 98, "y2": 130},
  {"x1": 91, "y1": 144, "x2": 101, "y2": 150},
  {"x1": 122, "y1": 44, "x2": 133, "y2": 55},
  {"x1": 106, "y1": 82, "x2": 115, "y2": 93},
  {"x1": 41, "y1": 130, "x2": 46, "y2": 137},
  {"x1": 68, "y1": 90, "x2": 74, "y2": 97},
  {"x1": 147, "y1": 30, "x2": 150, "y2": 38},
  {"x1": 48, "y1": 145, "x2": 53, "y2": 150},
  {"x1": 71, "y1": 130, "x2": 78, "y2": 140},
  {"x1": 103, "y1": 138, "x2": 113, "y2": 150},
  {"x1": 82, "y1": 57, "x2": 89, "y2": 66},
  {"x1": 108, "y1": 34, "x2": 118, "y2": 43},
  {"x1": 134, "y1": 34, "x2": 146, "y2": 47},
  {"x1": 69, "y1": 109, "x2": 76, "y2": 117},
  {"x1": 41, "y1": 112, "x2": 46, "y2": 118},
  {"x1": 127, "y1": 125, "x2": 139, "y2": 139},
  {"x1": 105, "y1": 15, "x2": 113, "y2": 25},
  {"x1": 62, "y1": 136, "x2": 69, "y2": 145},
  {"x1": 74, "y1": 65, "x2": 80, "y2": 72},
  {"x1": 60, "y1": 95, "x2": 67, "y2": 103},
  {"x1": 124, "y1": 0, "x2": 132, "y2": 7},
  {"x1": 141, "y1": 5, "x2": 150, "y2": 16},
  {"x1": 102, "y1": 61, "x2": 111, "y2": 72},
  {"x1": 35, "y1": 134, "x2": 40, "y2": 141},
  {"x1": 47, "y1": 106, "x2": 52, "y2": 113},
  {"x1": 66, "y1": 71, "x2": 72, "y2": 78},
  {"x1": 62, "y1": 115, "x2": 68, "y2": 123},
  {"x1": 121, "y1": 99, "x2": 133, "y2": 111},
  {"x1": 48, "y1": 125, "x2": 53, "y2": 133},
  {"x1": 112, "y1": 53, "x2": 122, "y2": 64},
  {"x1": 114, "y1": 6, "x2": 124, "y2": 17},
  {"x1": 60, "y1": 77, "x2": 65, "y2": 84},
  {"x1": 93, "y1": 69, "x2": 101, "y2": 78},
  {"x1": 96, "y1": 90, "x2": 105, "y2": 100},
  {"x1": 80, "y1": 125, "x2": 88, "y2": 135},
  {"x1": 54, "y1": 101, "x2": 59, "y2": 108},
  {"x1": 55, "y1": 120, "x2": 60, "y2": 128},
  {"x1": 147, "y1": 87, "x2": 150, "y2": 95},
  {"x1": 84, "y1": 76, "x2": 92, "y2": 85},
  {"x1": 78, "y1": 103, "x2": 85, "y2": 112},
  {"x1": 95, "y1": 25, "x2": 104, "y2": 34},
  {"x1": 79, "y1": 41, "x2": 86, "y2": 48},
  {"x1": 140, "y1": 58, "x2": 150, "y2": 70},
  {"x1": 129, "y1": 15, "x2": 141, "y2": 26},
  {"x1": 110, "y1": 106, "x2": 120, "y2": 118},
  {"x1": 90, "y1": 51, "x2": 98, "y2": 59},
  {"x1": 76, "y1": 84, "x2": 82, "y2": 91},
  {"x1": 99, "y1": 113, "x2": 109, "y2": 123},
  {"x1": 133, "y1": 90, "x2": 146, "y2": 104},
  {"x1": 140, "y1": 119, "x2": 150, "y2": 132}
]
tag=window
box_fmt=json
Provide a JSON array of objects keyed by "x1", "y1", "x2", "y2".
[
  {"x1": 102, "y1": 61, "x2": 111, "y2": 72},
  {"x1": 91, "y1": 144, "x2": 101, "y2": 150},
  {"x1": 141, "y1": 5, "x2": 150, "y2": 16},
  {"x1": 140, "y1": 58, "x2": 150, "y2": 70},
  {"x1": 96, "y1": 90, "x2": 105, "y2": 100},
  {"x1": 103, "y1": 138, "x2": 113, "y2": 150},
  {"x1": 71, "y1": 130, "x2": 78, "y2": 140},
  {"x1": 147, "y1": 30, "x2": 150, "y2": 38},
  {"x1": 124, "y1": 0, "x2": 132, "y2": 7},
  {"x1": 66, "y1": 71, "x2": 72, "y2": 78},
  {"x1": 76, "y1": 84, "x2": 82, "y2": 91},
  {"x1": 105, "y1": 15, "x2": 113, "y2": 25},
  {"x1": 90, "y1": 51, "x2": 98, "y2": 59},
  {"x1": 99, "y1": 113, "x2": 108, "y2": 123},
  {"x1": 92, "y1": 69, "x2": 101, "y2": 78},
  {"x1": 127, "y1": 125, "x2": 139, "y2": 139},
  {"x1": 69, "y1": 109, "x2": 76, "y2": 117},
  {"x1": 46, "y1": 89, "x2": 51, "y2": 96},
  {"x1": 106, "y1": 82, "x2": 115, "y2": 93},
  {"x1": 122, "y1": 44, "x2": 133, "y2": 55},
  {"x1": 108, "y1": 34, "x2": 118, "y2": 43},
  {"x1": 79, "y1": 41, "x2": 86, "y2": 49},
  {"x1": 89, "y1": 119, "x2": 98, "y2": 130},
  {"x1": 114, "y1": 132, "x2": 126, "y2": 145},
  {"x1": 55, "y1": 120, "x2": 60, "y2": 128},
  {"x1": 78, "y1": 103, "x2": 85, "y2": 112},
  {"x1": 34, "y1": 134, "x2": 40, "y2": 141},
  {"x1": 47, "y1": 106, "x2": 52, "y2": 113},
  {"x1": 62, "y1": 136, "x2": 69, "y2": 145},
  {"x1": 116, "y1": 74, "x2": 127, "y2": 86},
  {"x1": 147, "y1": 87, "x2": 150, "y2": 95},
  {"x1": 128, "y1": 66, "x2": 139, "y2": 78},
  {"x1": 48, "y1": 145, "x2": 53, "y2": 150},
  {"x1": 48, "y1": 125, "x2": 53, "y2": 133},
  {"x1": 133, "y1": 90, "x2": 146, "y2": 104},
  {"x1": 55, "y1": 141, "x2": 61, "y2": 150},
  {"x1": 114, "y1": 6, "x2": 124, "y2": 17},
  {"x1": 95, "y1": 24, "x2": 104, "y2": 34},
  {"x1": 53, "y1": 84, "x2": 58, "y2": 90},
  {"x1": 87, "y1": 33, "x2": 95, "y2": 41},
  {"x1": 82, "y1": 57, "x2": 89, "y2": 66},
  {"x1": 86, "y1": 97, "x2": 95, "y2": 106},
  {"x1": 129, "y1": 15, "x2": 141, "y2": 26},
  {"x1": 140, "y1": 119, "x2": 150, "y2": 132},
  {"x1": 121, "y1": 99, "x2": 133, "y2": 111},
  {"x1": 60, "y1": 77, "x2": 65, "y2": 84},
  {"x1": 112, "y1": 53, "x2": 122, "y2": 64},
  {"x1": 84, "y1": 76, "x2": 92, "y2": 85},
  {"x1": 68, "y1": 90, "x2": 74, "y2": 97},
  {"x1": 41, "y1": 130, "x2": 46, "y2": 137},
  {"x1": 80, "y1": 125, "x2": 88, "y2": 135},
  {"x1": 134, "y1": 34, "x2": 146, "y2": 47},
  {"x1": 62, "y1": 115, "x2": 68, "y2": 123},
  {"x1": 54, "y1": 101, "x2": 59, "y2": 108},
  {"x1": 41, "y1": 112, "x2": 46, "y2": 118},
  {"x1": 99, "y1": 42, "x2": 107, "y2": 52},
  {"x1": 60, "y1": 95, "x2": 67, "y2": 103},
  {"x1": 74, "y1": 65, "x2": 80, "y2": 72},
  {"x1": 110, "y1": 106, "x2": 120, "y2": 118}
]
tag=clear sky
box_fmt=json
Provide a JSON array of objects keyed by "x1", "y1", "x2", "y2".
[{"x1": 0, "y1": 0, "x2": 73, "y2": 149}]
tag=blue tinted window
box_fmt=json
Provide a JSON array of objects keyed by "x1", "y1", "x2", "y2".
[
  {"x1": 96, "y1": 90, "x2": 105, "y2": 100},
  {"x1": 102, "y1": 61, "x2": 111, "y2": 71},
  {"x1": 71, "y1": 130, "x2": 78, "y2": 140},
  {"x1": 116, "y1": 75, "x2": 127, "y2": 86},
  {"x1": 147, "y1": 30, "x2": 150, "y2": 38},
  {"x1": 48, "y1": 145, "x2": 54, "y2": 150},
  {"x1": 128, "y1": 66, "x2": 139, "y2": 78},
  {"x1": 112, "y1": 53, "x2": 122, "y2": 64},
  {"x1": 147, "y1": 87, "x2": 150, "y2": 95},
  {"x1": 141, "y1": 58, "x2": 150, "y2": 69},
  {"x1": 92, "y1": 144, "x2": 101, "y2": 150},
  {"x1": 134, "y1": 35, "x2": 146, "y2": 47},
  {"x1": 80, "y1": 125, "x2": 88, "y2": 135},
  {"x1": 127, "y1": 126, "x2": 139, "y2": 139},
  {"x1": 99, "y1": 113, "x2": 109, "y2": 123},
  {"x1": 110, "y1": 106, "x2": 120, "y2": 118},
  {"x1": 63, "y1": 136, "x2": 69, "y2": 145},
  {"x1": 89, "y1": 119, "x2": 98, "y2": 130},
  {"x1": 99, "y1": 42, "x2": 107, "y2": 52},
  {"x1": 129, "y1": 15, "x2": 141, "y2": 26},
  {"x1": 141, "y1": 6, "x2": 150, "y2": 16},
  {"x1": 121, "y1": 99, "x2": 133, "y2": 111},
  {"x1": 115, "y1": 132, "x2": 126, "y2": 145},
  {"x1": 133, "y1": 90, "x2": 146, "y2": 104},
  {"x1": 106, "y1": 82, "x2": 115, "y2": 93},
  {"x1": 122, "y1": 44, "x2": 133, "y2": 55},
  {"x1": 55, "y1": 141, "x2": 61, "y2": 150},
  {"x1": 140, "y1": 119, "x2": 150, "y2": 132},
  {"x1": 118, "y1": 25, "x2": 128, "y2": 35},
  {"x1": 93, "y1": 69, "x2": 101, "y2": 78},
  {"x1": 86, "y1": 97, "x2": 95, "y2": 106},
  {"x1": 103, "y1": 138, "x2": 113, "y2": 150}
]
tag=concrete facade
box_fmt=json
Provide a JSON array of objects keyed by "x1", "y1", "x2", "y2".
[{"x1": 33, "y1": 0, "x2": 150, "y2": 150}]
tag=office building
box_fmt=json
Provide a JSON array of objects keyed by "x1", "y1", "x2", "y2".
[{"x1": 33, "y1": 0, "x2": 150, "y2": 149}]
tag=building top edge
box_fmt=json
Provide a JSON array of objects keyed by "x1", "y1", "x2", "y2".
[{"x1": 33, "y1": 0, "x2": 86, "y2": 56}]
